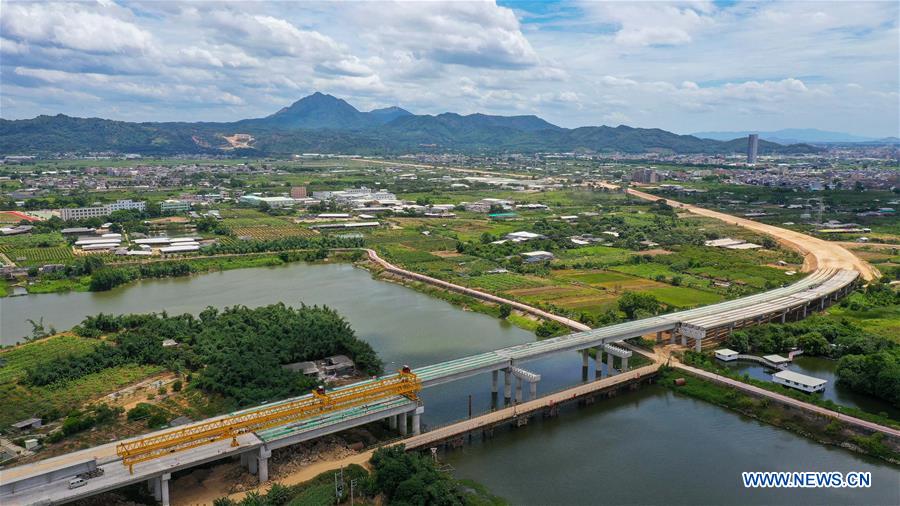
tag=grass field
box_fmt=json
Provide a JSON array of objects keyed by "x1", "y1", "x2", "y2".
[
  {"x1": 554, "y1": 245, "x2": 634, "y2": 267},
  {"x1": 828, "y1": 304, "x2": 900, "y2": 341},
  {"x1": 0, "y1": 335, "x2": 164, "y2": 427},
  {"x1": 644, "y1": 285, "x2": 724, "y2": 307},
  {"x1": 25, "y1": 276, "x2": 92, "y2": 295},
  {"x1": 0, "y1": 334, "x2": 101, "y2": 383},
  {"x1": 467, "y1": 273, "x2": 551, "y2": 291},
  {"x1": 0, "y1": 245, "x2": 74, "y2": 267},
  {"x1": 230, "y1": 225, "x2": 317, "y2": 239},
  {"x1": 0, "y1": 364, "x2": 165, "y2": 427}
]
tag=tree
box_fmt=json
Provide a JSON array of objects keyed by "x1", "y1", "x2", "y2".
[
  {"x1": 617, "y1": 292, "x2": 661, "y2": 320},
  {"x1": 535, "y1": 320, "x2": 567, "y2": 338},
  {"x1": 498, "y1": 304, "x2": 512, "y2": 319}
]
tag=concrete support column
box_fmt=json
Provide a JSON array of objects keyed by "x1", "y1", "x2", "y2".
[
  {"x1": 515, "y1": 376, "x2": 523, "y2": 404},
  {"x1": 399, "y1": 412, "x2": 408, "y2": 436},
  {"x1": 248, "y1": 452, "x2": 258, "y2": 475},
  {"x1": 595, "y1": 348, "x2": 603, "y2": 378},
  {"x1": 656, "y1": 331, "x2": 663, "y2": 343},
  {"x1": 491, "y1": 370, "x2": 499, "y2": 394},
  {"x1": 160, "y1": 473, "x2": 171, "y2": 506},
  {"x1": 621, "y1": 356, "x2": 629, "y2": 372},
  {"x1": 802, "y1": 304, "x2": 807, "y2": 317},
  {"x1": 781, "y1": 312, "x2": 787, "y2": 323},
  {"x1": 412, "y1": 411, "x2": 421, "y2": 435},
  {"x1": 529, "y1": 381, "x2": 537, "y2": 400},
  {"x1": 582, "y1": 349, "x2": 590, "y2": 382},
  {"x1": 504, "y1": 368, "x2": 512, "y2": 404},
  {"x1": 258, "y1": 447, "x2": 271, "y2": 484},
  {"x1": 680, "y1": 333, "x2": 687, "y2": 346},
  {"x1": 389, "y1": 414, "x2": 397, "y2": 430},
  {"x1": 607, "y1": 352, "x2": 616, "y2": 376},
  {"x1": 694, "y1": 336, "x2": 702, "y2": 352},
  {"x1": 670, "y1": 330, "x2": 676, "y2": 345},
  {"x1": 149, "y1": 477, "x2": 161, "y2": 502}
]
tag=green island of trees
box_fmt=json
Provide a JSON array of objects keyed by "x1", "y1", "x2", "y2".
[{"x1": 26, "y1": 303, "x2": 382, "y2": 408}]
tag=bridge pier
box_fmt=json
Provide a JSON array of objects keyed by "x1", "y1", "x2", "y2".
[
  {"x1": 389, "y1": 414, "x2": 397, "y2": 430},
  {"x1": 694, "y1": 336, "x2": 702, "y2": 352},
  {"x1": 491, "y1": 370, "x2": 500, "y2": 410},
  {"x1": 148, "y1": 476, "x2": 161, "y2": 502},
  {"x1": 161, "y1": 473, "x2": 171, "y2": 506},
  {"x1": 412, "y1": 408, "x2": 421, "y2": 435},
  {"x1": 582, "y1": 349, "x2": 589, "y2": 381},
  {"x1": 504, "y1": 368, "x2": 512, "y2": 405},
  {"x1": 594, "y1": 348, "x2": 603, "y2": 378},
  {"x1": 146, "y1": 474, "x2": 171, "y2": 506},
  {"x1": 530, "y1": 380, "x2": 537, "y2": 400},
  {"x1": 258, "y1": 447, "x2": 271, "y2": 484},
  {"x1": 621, "y1": 355, "x2": 628, "y2": 372},
  {"x1": 607, "y1": 352, "x2": 616, "y2": 376},
  {"x1": 515, "y1": 376, "x2": 523, "y2": 404},
  {"x1": 248, "y1": 452, "x2": 258, "y2": 475},
  {"x1": 656, "y1": 331, "x2": 663, "y2": 343},
  {"x1": 680, "y1": 333, "x2": 687, "y2": 346},
  {"x1": 670, "y1": 330, "x2": 676, "y2": 344},
  {"x1": 399, "y1": 412, "x2": 408, "y2": 436}
]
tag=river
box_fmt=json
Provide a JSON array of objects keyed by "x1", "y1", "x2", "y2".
[
  {"x1": 722, "y1": 356, "x2": 899, "y2": 420},
  {"x1": 2, "y1": 263, "x2": 897, "y2": 504}
]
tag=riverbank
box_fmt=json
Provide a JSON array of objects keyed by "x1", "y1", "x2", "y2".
[
  {"x1": 12, "y1": 249, "x2": 361, "y2": 297},
  {"x1": 660, "y1": 367, "x2": 900, "y2": 464},
  {"x1": 679, "y1": 351, "x2": 900, "y2": 429}
]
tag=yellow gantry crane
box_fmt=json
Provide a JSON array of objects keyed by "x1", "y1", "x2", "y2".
[{"x1": 117, "y1": 367, "x2": 421, "y2": 473}]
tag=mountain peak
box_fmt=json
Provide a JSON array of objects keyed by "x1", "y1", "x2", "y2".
[
  {"x1": 258, "y1": 92, "x2": 368, "y2": 130},
  {"x1": 368, "y1": 106, "x2": 413, "y2": 123}
]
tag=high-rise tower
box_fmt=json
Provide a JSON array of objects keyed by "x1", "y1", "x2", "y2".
[{"x1": 747, "y1": 134, "x2": 759, "y2": 164}]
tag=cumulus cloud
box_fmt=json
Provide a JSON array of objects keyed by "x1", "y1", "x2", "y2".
[
  {"x1": 579, "y1": 1, "x2": 716, "y2": 47},
  {"x1": 1, "y1": 2, "x2": 154, "y2": 54},
  {"x1": 202, "y1": 11, "x2": 342, "y2": 59},
  {"x1": 351, "y1": 0, "x2": 539, "y2": 69},
  {"x1": 0, "y1": 0, "x2": 896, "y2": 137}
]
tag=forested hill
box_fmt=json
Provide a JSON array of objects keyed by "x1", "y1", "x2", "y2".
[{"x1": 0, "y1": 92, "x2": 821, "y2": 156}]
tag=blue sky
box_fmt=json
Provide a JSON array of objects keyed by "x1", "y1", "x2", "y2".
[{"x1": 1, "y1": 0, "x2": 898, "y2": 137}]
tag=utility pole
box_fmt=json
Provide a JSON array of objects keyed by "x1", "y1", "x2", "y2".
[
  {"x1": 335, "y1": 466, "x2": 344, "y2": 502},
  {"x1": 468, "y1": 394, "x2": 473, "y2": 442}
]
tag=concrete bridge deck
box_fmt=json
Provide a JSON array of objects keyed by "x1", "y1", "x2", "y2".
[{"x1": 404, "y1": 363, "x2": 662, "y2": 450}]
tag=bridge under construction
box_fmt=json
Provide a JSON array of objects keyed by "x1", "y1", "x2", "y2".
[{"x1": 0, "y1": 263, "x2": 859, "y2": 506}]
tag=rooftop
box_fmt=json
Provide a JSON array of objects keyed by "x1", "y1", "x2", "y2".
[{"x1": 773, "y1": 370, "x2": 827, "y2": 388}]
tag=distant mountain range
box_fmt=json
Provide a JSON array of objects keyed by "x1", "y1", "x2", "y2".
[
  {"x1": 692, "y1": 128, "x2": 898, "y2": 145},
  {"x1": 1, "y1": 92, "x2": 826, "y2": 156}
]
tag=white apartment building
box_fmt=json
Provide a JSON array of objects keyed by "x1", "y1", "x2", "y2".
[{"x1": 60, "y1": 200, "x2": 146, "y2": 221}]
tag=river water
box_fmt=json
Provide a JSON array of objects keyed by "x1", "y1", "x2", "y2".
[
  {"x1": 722, "y1": 356, "x2": 899, "y2": 420},
  {"x1": 2, "y1": 263, "x2": 897, "y2": 504}
]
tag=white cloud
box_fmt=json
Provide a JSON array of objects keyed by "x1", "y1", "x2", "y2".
[
  {"x1": 350, "y1": 0, "x2": 539, "y2": 69},
  {"x1": 0, "y1": 0, "x2": 896, "y2": 137},
  {"x1": 579, "y1": 1, "x2": 717, "y2": 47},
  {"x1": 203, "y1": 11, "x2": 342, "y2": 59},
  {"x1": 0, "y1": 2, "x2": 154, "y2": 54}
]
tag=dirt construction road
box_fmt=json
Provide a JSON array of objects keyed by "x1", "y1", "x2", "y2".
[{"x1": 627, "y1": 188, "x2": 878, "y2": 281}]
